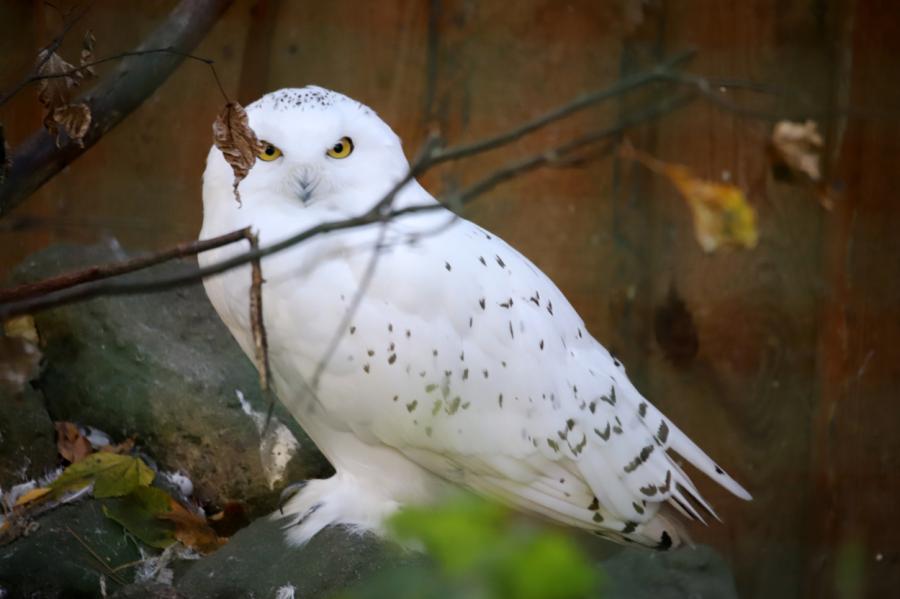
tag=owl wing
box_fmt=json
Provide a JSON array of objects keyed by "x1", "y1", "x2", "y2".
[{"x1": 289, "y1": 213, "x2": 750, "y2": 548}]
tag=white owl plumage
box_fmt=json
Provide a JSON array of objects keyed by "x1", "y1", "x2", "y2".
[{"x1": 199, "y1": 86, "x2": 750, "y2": 549}]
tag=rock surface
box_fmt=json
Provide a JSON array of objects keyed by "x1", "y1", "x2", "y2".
[{"x1": 10, "y1": 242, "x2": 332, "y2": 517}]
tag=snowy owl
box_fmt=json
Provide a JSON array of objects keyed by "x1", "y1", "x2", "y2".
[{"x1": 199, "y1": 86, "x2": 750, "y2": 550}]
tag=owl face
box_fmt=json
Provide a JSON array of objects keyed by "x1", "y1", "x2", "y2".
[{"x1": 204, "y1": 86, "x2": 408, "y2": 210}]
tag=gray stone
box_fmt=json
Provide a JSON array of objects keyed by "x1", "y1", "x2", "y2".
[
  {"x1": 175, "y1": 516, "x2": 404, "y2": 599},
  {"x1": 12, "y1": 243, "x2": 331, "y2": 517},
  {"x1": 0, "y1": 500, "x2": 143, "y2": 598},
  {"x1": 0, "y1": 385, "x2": 58, "y2": 490}
]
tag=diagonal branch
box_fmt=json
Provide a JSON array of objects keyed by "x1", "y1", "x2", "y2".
[
  {"x1": 0, "y1": 0, "x2": 234, "y2": 218},
  {"x1": 0, "y1": 89, "x2": 692, "y2": 320}
]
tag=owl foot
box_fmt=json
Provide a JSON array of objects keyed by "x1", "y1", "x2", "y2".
[{"x1": 274, "y1": 473, "x2": 402, "y2": 546}]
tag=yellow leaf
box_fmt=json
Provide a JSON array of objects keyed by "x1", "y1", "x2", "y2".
[
  {"x1": 3, "y1": 315, "x2": 38, "y2": 344},
  {"x1": 14, "y1": 486, "x2": 51, "y2": 507},
  {"x1": 619, "y1": 141, "x2": 758, "y2": 252},
  {"x1": 664, "y1": 165, "x2": 758, "y2": 252}
]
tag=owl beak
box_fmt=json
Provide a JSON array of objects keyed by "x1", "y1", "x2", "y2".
[{"x1": 294, "y1": 170, "x2": 319, "y2": 203}]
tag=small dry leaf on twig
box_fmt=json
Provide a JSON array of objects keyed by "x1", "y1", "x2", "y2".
[
  {"x1": 213, "y1": 101, "x2": 263, "y2": 204},
  {"x1": 80, "y1": 30, "x2": 97, "y2": 76},
  {"x1": 620, "y1": 140, "x2": 758, "y2": 253},
  {"x1": 770, "y1": 119, "x2": 823, "y2": 182},
  {"x1": 36, "y1": 50, "x2": 93, "y2": 147},
  {"x1": 769, "y1": 119, "x2": 835, "y2": 210},
  {"x1": 55, "y1": 421, "x2": 94, "y2": 463}
]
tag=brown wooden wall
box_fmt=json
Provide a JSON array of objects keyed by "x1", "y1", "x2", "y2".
[{"x1": 2, "y1": 1, "x2": 898, "y2": 597}]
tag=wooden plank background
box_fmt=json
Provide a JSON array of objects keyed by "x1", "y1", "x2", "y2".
[{"x1": 1, "y1": 1, "x2": 898, "y2": 597}]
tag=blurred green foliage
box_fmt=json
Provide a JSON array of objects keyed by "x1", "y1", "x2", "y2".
[{"x1": 340, "y1": 493, "x2": 603, "y2": 599}]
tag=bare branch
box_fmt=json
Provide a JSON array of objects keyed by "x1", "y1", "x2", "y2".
[
  {"x1": 0, "y1": 228, "x2": 251, "y2": 303},
  {"x1": 0, "y1": 87, "x2": 691, "y2": 320},
  {"x1": 0, "y1": 0, "x2": 234, "y2": 218}
]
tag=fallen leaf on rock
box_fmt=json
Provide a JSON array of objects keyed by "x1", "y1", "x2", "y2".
[
  {"x1": 36, "y1": 50, "x2": 92, "y2": 147},
  {"x1": 99, "y1": 437, "x2": 136, "y2": 455},
  {"x1": 55, "y1": 421, "x2": 94, "y2": 463},
  {"x1": 102, "y1": 485, "x2": 176, "y2": 549},
  {"x1": 3, "y1": 315, "x2": 39, "y2": 344},
  {"x1": 208, "y1": 501, "x2": 250, "y2": 538},
  {"x1": 161, "y1": 498, "x2": 225, "y2": 553},
  {"x1": 620, "y1": 140, "x2": 758, "y2": 252},
  {"x1": 13, "y1": 486, "x2": 51, "y2": 507},
  {"x1": 213, "y1": 101, "x2": 262, "y2": 204},
  {"x1": 771, "y1": 119, "x2": 823, "y2": 182},
  {"x1": 0, "y1": 322, "x2": 41, "y2": 394},
  {"x1": 50, "y1": 452, "x2": 154, "y2": 499}
]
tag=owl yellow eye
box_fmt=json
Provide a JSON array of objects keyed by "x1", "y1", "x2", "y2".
[
  {"x1": 326, "y1": 137, "x2": 354, "y2": 159},
  {"x1": 258, "y1": 142, "x2": 282, "y2": 162}
]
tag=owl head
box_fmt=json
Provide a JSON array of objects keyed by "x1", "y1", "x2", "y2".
[{"x1": 203, "y1": 86, "x2": 409, "y2": 212}]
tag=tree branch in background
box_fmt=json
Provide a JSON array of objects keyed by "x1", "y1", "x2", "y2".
[
  {"x1": 0, "y1": 0, "x2": 234, "y2": 218},
  {"x1": 0, "y1": 73, "x2": 695, "y2": 320}
]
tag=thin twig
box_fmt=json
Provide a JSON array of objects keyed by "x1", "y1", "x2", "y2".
[
  {"x1": 13, "y1": 47, "x2": 229, "y2": 104},
  {"x1": 66, "y1": 526, "x2": 128, "y2": 587},
  {"x1": 0, "y1": 227, "x2": 252, "y2": 303},
  {"x1": 245, "y1": 230, "x2": 270, "y2": 391}
]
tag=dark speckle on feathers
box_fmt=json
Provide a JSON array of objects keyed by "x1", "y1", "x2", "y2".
[{"x1": 658, "y1": 531, "x2": 673, "y2": 550}]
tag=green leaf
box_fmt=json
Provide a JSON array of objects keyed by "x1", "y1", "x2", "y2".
[
  {"x1": 102, "y1": 486, "x2": 176, "y2": 549},
  {"x1": 50, "y1": 452, "x2": 155, "y2": 498}
]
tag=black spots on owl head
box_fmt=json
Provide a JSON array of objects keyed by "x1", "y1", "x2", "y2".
[
  {"x1": 638, "y1": 402, "x2": 647, "y2": 418},
  {"x1": 498, "y1": 393, "x2": 504, "y2": 408},
  {"x1": 406, "y1": 400, "x2": 418, "y2": 412},
  {"x1": 388, "y1": 353, "x2": 397, "y2": 365},
  {"x1": 499, "y1": 298, "x2": 513, "y2": 309},
  {"x1": 263, "y1": 87, "x2": 346, "y2": 112},
  {"x1": 478, "y1": 298, "x2": 486, "y2": 310},
  {"x1": 478, "y1": 256, "x2": 487, "y2": 266},
  {"x1": 445, "y1": 261, "x2": 452, "y2": 272},
  {"x1": 539, "y1": 339, "x2": 544, "y2": 350},
  {"x1": 349, "y1": 326, "x2": 356, "y2": 335},
  {"x1": 495, "y1": 255, "x2": 506, "y2": 268}
]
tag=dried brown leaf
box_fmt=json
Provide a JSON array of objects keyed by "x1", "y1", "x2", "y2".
[
  {"x1": 80, "y1": 29, "x2": 97, "y2": 77},
  {"x1": 160, "y1": 498, "x2": 225, "y2": 553},
  {"x1": 55, "y1": 421, "x2": 94, "y2": 463},
  {"x1": 771, "y1": 120, "x2": 823, "y2": 182},
  {"x1": 36, "y1": 50, "x2": 92, "y2": 147},
  {"x1": 213, "y1": 101, "x2": 262, "y2": 204}
]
